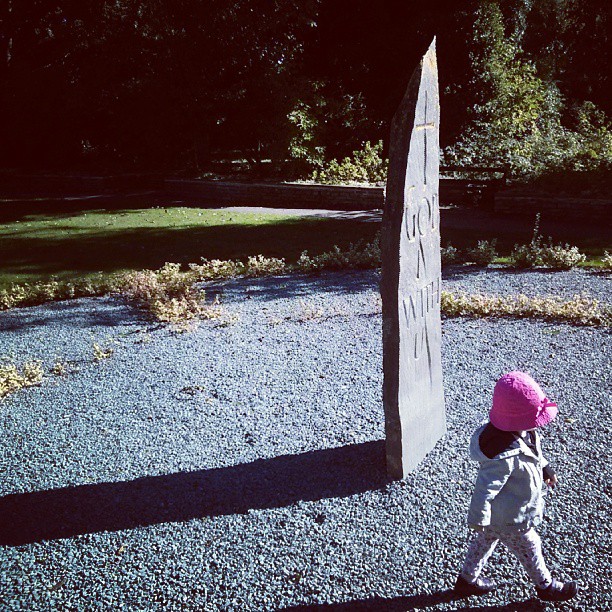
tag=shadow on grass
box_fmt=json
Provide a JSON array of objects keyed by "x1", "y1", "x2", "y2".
[
  {"x1": 1, "y1": 201, "x2": 608, "y2": 287},
  {"x1": 0, "y1": 216, "x2": 379, "y2": 284},
  {"x1": 0, "y1": 440, "x2": 388, "y2": 546},
  {"x1": 281, "y1": 593, "x2": 546, "y2": 611},
  {"x1": 0, "y1": 193, "x2": 165, "y2": 223}
]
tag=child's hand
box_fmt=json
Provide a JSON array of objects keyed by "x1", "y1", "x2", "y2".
[{"x1": 545, "y1": 474, "x2": 558, "y2": 489}]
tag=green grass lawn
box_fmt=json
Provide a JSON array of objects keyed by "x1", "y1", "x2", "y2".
[
  {"x1": 0, "y1": 200, "x2": 609, "y2": 289},
  {"x1": 0, "y1": 205, "x2": 378, "y2": 288}
]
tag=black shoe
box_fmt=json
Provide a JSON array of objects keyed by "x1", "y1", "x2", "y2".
[
  {"x1": 536, "y1": 578, "x2": 578, "y2": 601},
  {"x1": 454, "y1": 574, "x2": 497, "y2": 597}
]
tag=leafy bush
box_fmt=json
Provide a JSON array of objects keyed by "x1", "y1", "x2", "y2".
[
  {"x1": 466, "y1": 240, "x2": 498, "y2": 266},
  {"x1": 510, "y1": 214, "x2": 585, "y2": 270},
  {"x1": 189, "y1": 255, "x2": 286, "y2": 280},
  {"x1": 118, "y1": 262, "x2": 213, "y2": 323},
  {"x1": 602, "y1": 252, "x2": 612, "y2": 270},
  {"x1": 287, "y1": 100, "x2": 325, "y2": 171},
  {"x1": 441, "y1": 292, "x2": 609, "y2": 327},
  {"x1": 0, "y1": 276, "x2": 118, "y2": 311},
  {"x1": 313, "y1": 140, "x2": 388, "y2": 185},
  {"x1": 149, "y1": 296, "x2": 221, "y2": 324},
  {"x1": 539, "y1": 244, "x2": 586, "y2": 270},
  {"x1": 297, "y1": 235, "x2": 381, "y2": 272},
  {"x1": 245, "y1": 255, "x2": 287, "y2": 277},
  {"x1": 510, "y1": 214, "x2": 544, "y2": 268},
  {"x1": 189, "y1": 259, "x2": 245, "y2": 280},
  {"x1": 510, "y1": 243, "x2": 542, "y2": 269},
  {"x1": 441, "y1": 244, "x2": 459, "y2": 267},
  {"x1": 445, "y1": 2, "x2": 612, "y2": 180},
  {"x1": 119, "y1": 263, "x2": 192, "y2": 303}
]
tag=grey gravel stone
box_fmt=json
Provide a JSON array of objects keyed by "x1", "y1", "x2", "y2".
[{"x1": 0, "y1": 268, "x2": 610, "y2": 611}]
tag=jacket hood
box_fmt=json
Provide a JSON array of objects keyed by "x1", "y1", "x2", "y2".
[{"x1": 469, "y1": 423, "x2": 523, "y2": 462}]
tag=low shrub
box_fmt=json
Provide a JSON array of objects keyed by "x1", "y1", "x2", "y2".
[
  {"x1": 119, "y1": 263, "x2": 191, "y2": 304},
  {"x1": 189, "y1": 255, "x2": 287, "y2": 280},
  {"x1": 510, "y1": 243, "x2": 542, "y2": 268},
  {"x1": 539, "y1": 243, "x2": 586, "y2": 270},
  {"x1": 441, "y1": 291, "x2": 609, "y2": 326},
  {"x1": 510, "y1": 213, "x2": 544, "y2": 268},
  {"x1": 441, "y1": 243, "x2": 459, "y2": 267},
  {"x1": 118, "y1": 262, "x2": 213, "y2": 323},
  {"x1": 0, "y1": 276, "x2": 118, "y2": 311},
  {"x1": 510, "y1": 240, "x2": 586, "y2": 270},
  {"x1": 466, "y1": 239, "x2": 498, "y2": 266},
  {"x1": 509, "y1": 214, "x2": 585, "y2": 270},
  {"x1": 313, "y1": 140, "x2": 388, "y2": 185},
  {"x1": 245, "y1": 255, "x2": 287, "y2": 277},
  {"x1": 297, "y1": 236, "x2": 381, "y2": 272},
  {"x1": 189, "y1": 259, "x2": 245, "y2": 280},
  {"x1": 602, "y1": 251, "x2": 612, "y2": 270},
  {"x1": 150, "y1": 297, "x2": 200, "y2": 324}
]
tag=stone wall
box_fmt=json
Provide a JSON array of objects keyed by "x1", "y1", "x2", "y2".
[
  {"x1": 164, "y1": 180, "x2": 383, "y2": 210},
  {"x1": 164, "y1": 179, "x2": 492, "y2": 210},
  {"x1": 2, "y1": 173, "x2": 610, "y2": 220}
]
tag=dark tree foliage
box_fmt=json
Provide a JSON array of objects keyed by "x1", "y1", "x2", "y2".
[
  {"x1": 518, "y1": 0, "x2": 611, "y2": 116},
  {"x1": 0, "y1": 0, "x2": 609, "y2": 174},
  {"x1": 0, "y1": 0, "x2": 318, "y2": 171},
  {"x1": 300, "y1": 1, "x2": 481, "y2": 156}
]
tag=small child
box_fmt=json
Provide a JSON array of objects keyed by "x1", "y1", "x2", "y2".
[{"x1": 454, "y1": 371, "x2": 578, "y2": 602}]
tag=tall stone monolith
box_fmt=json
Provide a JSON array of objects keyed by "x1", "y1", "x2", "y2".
[{"x1": 381, "y1": 39, "x2": 446, "y2": 479}]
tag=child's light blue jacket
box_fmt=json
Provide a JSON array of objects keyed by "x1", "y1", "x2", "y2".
[{"x1": 467, "y1": 423, "x2": 549, "y2": 530}]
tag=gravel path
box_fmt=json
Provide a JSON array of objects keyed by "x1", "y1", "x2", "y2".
[
  {"x1": 0, "y1": 269, "x2": 610, "y2": 611},
  {"x1": 444, "y1": 266, "x2": 610, "y2": 301}
]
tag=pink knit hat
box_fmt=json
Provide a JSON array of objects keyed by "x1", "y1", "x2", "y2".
[{"x1": 489, "y1": 371, "x2": 558, "y2": 431}]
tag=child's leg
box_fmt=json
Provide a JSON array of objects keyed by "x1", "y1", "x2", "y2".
[
  {"x1": 498, "y1": 528, "x2": 552, "y2": 588},
  {"x1": 460, "y1": 529, "x2": 499, "y2": 583}
]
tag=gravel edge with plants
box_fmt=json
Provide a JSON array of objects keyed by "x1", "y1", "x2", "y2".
[{"x1": 0, "y1": 269, "x2": 610, "y2": 611}]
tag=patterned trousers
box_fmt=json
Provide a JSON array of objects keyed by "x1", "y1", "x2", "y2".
[{"x1": 460, "y1": 527, "x2": 552, "y2": 588}]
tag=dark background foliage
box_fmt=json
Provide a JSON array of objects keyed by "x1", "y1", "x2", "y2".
[{"x1": 0, "y1": 0, "x2": 610, "y2": 177}]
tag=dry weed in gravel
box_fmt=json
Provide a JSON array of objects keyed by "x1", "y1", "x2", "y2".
[
  {"x1": 213, "y1": 312, "x2": 241, "y2": 328},
  {"x1": 441, "y1": 291, "x2": 610, "y2": 326},
  {"x1": 92, "y1": 340, "x2": 114, "y2": 362},
  {"x1": 294, "y1": 300, "x2": 356, "y2": 322},
  {"x1": 51, "y1": 360, "x2": 68, "y2": 376},
  {"x1": 0, "y1": 360, "x2": 44, "y2": 399}
]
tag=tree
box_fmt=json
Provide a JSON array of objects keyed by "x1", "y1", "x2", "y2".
[
  {"x1": 0, "y1": 0, "x2": 319, "y2": 171},
  {"x1": 446, "y1": 0, "x2": 612, "y2": 179}
]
